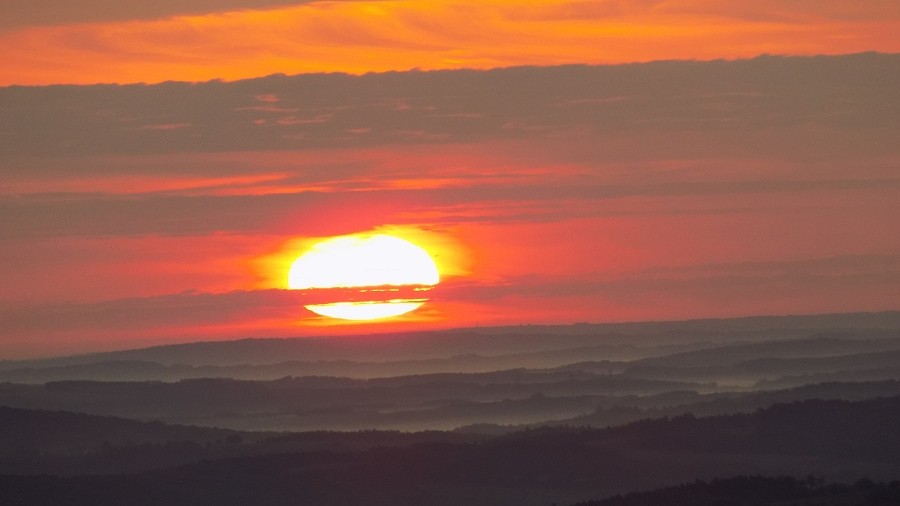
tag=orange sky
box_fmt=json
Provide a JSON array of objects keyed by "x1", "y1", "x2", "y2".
[
  {"x1": 2, "y1": 0, "x2": 900, "y2": 85},
  {"x1": 1, "y1": 2, "x2": 900, "y2": 358}
]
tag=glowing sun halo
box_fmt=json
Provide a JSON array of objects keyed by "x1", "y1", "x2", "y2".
[{"x1": 288, "y1": 234, "x2": 440, "y2": 320}]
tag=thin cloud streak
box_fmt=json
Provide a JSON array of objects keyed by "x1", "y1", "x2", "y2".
[
  {"x1": 2, "y1": 177, "x2": 898, "y2": 238},
  {"x1": 0, "y1": 0, "x2": 322, "y2": 29}
]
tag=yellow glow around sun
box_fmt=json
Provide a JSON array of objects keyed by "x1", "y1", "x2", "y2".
[{"x1": 288, "y1": 234, "x2": 440, "y2": 320}]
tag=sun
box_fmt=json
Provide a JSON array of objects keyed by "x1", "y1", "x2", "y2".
[{"x1": 287, "y1": 234, "x2": 440, "y2": 320}]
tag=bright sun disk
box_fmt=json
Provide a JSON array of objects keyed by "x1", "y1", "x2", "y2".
[{"x1": 288, "y1": 234, "x2": 440, "y2": 320}]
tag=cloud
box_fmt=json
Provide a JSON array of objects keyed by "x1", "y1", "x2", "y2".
[
  {"x1": 654, "y1": 0, "x2": 900, "y2": 23},
  {"x1": 0, "y1": 0, "x2": 320, "y2": 29},
  {"x1": 2, "y1": 0, "x2": 899, "y2": 85},
  {"x1": 5, "y1": 0, "x2": 897, "y2": 32},
  {"x1": 430, "y1": 253, "x2": 900, "y2": 323},
  {"x1": 3, "y1": 176, "x2": 897, "y2": 239},
  {"x1": 2, "y1": 54, "x2": 898, "y2": 158},
  {"x1": 2, "y1": 56, "x2": 898, "y2": 247},
  {"x1": 0, "y1": 290, "x2": 285, "y2": 334}
]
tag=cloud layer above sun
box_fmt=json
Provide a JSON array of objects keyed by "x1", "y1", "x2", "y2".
[
  {"x1": 2, "y1": 0, "x2": 900, "y2": 85},
  {"x1": 1, "y1": 54, "x2": 899, "y2": 357}
]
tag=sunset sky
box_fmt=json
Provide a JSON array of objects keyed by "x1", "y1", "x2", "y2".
[{"x1": 1, "y1": 0, "x2": 899, "y2": 358}]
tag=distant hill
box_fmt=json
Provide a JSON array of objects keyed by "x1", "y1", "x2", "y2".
[
  {"x1": 463, "y1": 380, "x2": 900, "y2": 433},
  {"x1": 0, "y1": 312, "x2": 896, "y2": 388},
  {"x1": 0, "y1": 311, "x2": 898, "y2": 433},
  {"x1": 0, "y1": 371, "x2": 706, "y2": 431},
  {"x1": 1, "y1": 351, "x2": 899, "y2": 432},
  {"x1": 4, "y1": 334, "x2": 898, "y2": 386},
  {"x1": 3, "y1": 311, "x2": 897, "y2": 370},
  {"x1": 626, "y1": 334, "x2": 900, "y2": 369},
  {"x1": 621, "y1": 336, "x2": 900, "y2": 384},
  {"x1": 760, "y1": 366, "x2": 900, "y2": 389},
  {"x1": 0, "y1": 349, "x2": 640, "y2": 383}
]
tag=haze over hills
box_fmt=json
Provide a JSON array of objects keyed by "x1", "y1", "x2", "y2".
[
  {"x1": 2, "y1": 310, "x2": 898, "y2": 378},
  {"x1": 2, "y1": 311, "x2": 899, "y2": 504},
  {"x1": 0, "y1": 312, "x2": 897, "y2": 432}
]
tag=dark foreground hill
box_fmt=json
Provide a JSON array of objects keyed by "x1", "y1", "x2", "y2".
[
  {"x1": 2, "y1": 396, "x2": 900, "y2": 506},
  {"x1": 0, "y1": 406, "x2": 240, "y2": 453},
  {"x1": 574, "y1": 476, "x2": 900, "y2": 506},
  {"x1": 0, "y1": 406, "x2": 252, "y2": 475},
  {"x1": 0, "y1": 406, "x2": 485, "y2": 475}
]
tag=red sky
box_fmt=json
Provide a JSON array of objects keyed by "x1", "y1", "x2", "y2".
[{"x1": 1, "y1": 1, "x2": 899, "y2": 358}]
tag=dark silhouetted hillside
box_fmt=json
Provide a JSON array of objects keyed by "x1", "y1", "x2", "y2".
[
  {"x1": 0, "y1": 406, "x2": 488, "y2": 475},
  {"x1": 0, "y1": 406, "x2": 241, "y2": 453},
  {"x1": 2, "y1": 395, "x2": 900, "y2": 506},
  {"x1": 0, "y1": 406, "x2": 249, "y2": 474},
  {"x1": 573, "y1": 476, "x2": 900, "y2": 506}
]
